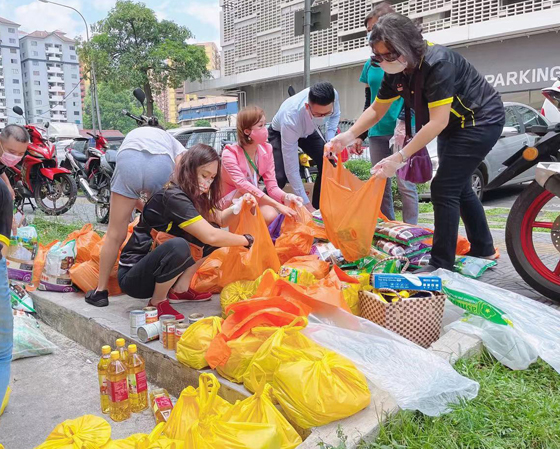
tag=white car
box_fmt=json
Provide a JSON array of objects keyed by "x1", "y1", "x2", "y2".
[{"x1": 541, "y1": 77, "x2": 560, "y2": 123}]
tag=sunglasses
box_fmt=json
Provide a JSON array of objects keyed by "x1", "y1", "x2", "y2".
[{"x1": 370, "y1": 50, "x2": 401, "y2": 64}]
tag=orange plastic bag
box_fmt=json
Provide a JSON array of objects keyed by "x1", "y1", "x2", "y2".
[
  {"x1": 192, "y1": 204, "x2": 280, "y2": 293},
  {"x1": 27, "y1": 240, "x2": 58, "y2": 291},
  {"x1": 283, "y1": 255, "x2": 330, "y2": 279},
  {"x1": 62, "y1": 224, "x2": 102, "y2": 264},
  {"x1": 320, "y1": 156, "x2": 386, "y2": 261}
]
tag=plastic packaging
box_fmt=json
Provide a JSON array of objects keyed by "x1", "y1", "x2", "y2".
[
  {"x1": 39, "y1": 240, "x2": 77, "y2": 292},
  {"x1": 9, "y1": 281, "x2": 35, "y2": 313},
  {"x1": 176, "y1": 316, "x2": 223, "y2": 370},
  {"x1": 278, "y1": 266, "x2": 317, "y2": 286},
  {"x1": 436, "y1": 269, "x2": 560, "y2": 373},
  {"x1": 282, "y1": 255, "x2": 330, "y2": 279},
  {"x1": 35, "y1": 415, "x2": 111, "y2": 449},
  {"x1": 98, "y1": 345, "x2": 112, "y2": 414},
  {"x1": 454, "y1": 255, "x2": 497, "y2": 278},
  {"x1": 150, "y1": 389, "x2": 174, "y2": 424},
  {"x1": 442, "y1": 285, "x2": 512, "y2": 326},
  {"x1": 28, "y1": 241, "x2": 58, "y2": 291},
  {"x1": 127, "y1": 344, "x2": 149, "y2": 413},
  {"x1": 107, "y1": 350, "x2": 131, "y2": 422},
  {"x1": 304, "y1": 311, "x2": 480, "y2": 416},
  {"x1": 63, "y1": 223, "x2": 102, "y2": 264},
  {"x1": 320, "y1": 156, "x2": 386, "y2": 261},
  {"x1": 220, "y1": 280, "x2": 259, "y2": 317},
  {"x1": 6, "y1": 226, "x2": 38, "y2": 283},
  {"x1": 12, "y1": 313, "x2": 56, "y2": 360}
]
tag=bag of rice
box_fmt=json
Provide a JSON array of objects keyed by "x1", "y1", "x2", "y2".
[
  {"x1": 375, "y1": 221, "x2": 432, "y2": 246},
  {"x1": 373, "y1": 238, "x2": 431, "y2": 258}
]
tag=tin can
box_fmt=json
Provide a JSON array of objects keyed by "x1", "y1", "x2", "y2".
[
  {"x1": 188, "y1": 313, "x2": 204, "y2": 325},
  {"x1": 137, "y1": 321, "x2": 161, "y2": 343},
  {"x1": 159, "y1": 314, "x2": 175, "y2": 344},
  {"x1": 174, "y1": 323, "x2": 189, "y2": 350},
  {"x1": 130, "y1": 310, "x2": 146, "y2": 337},
  {"x1": 165, "y1": 321, "x2": 177, "y2": 350},
  {"x1": 144, "y1": 306, "x2": 158, "y2": 324}
]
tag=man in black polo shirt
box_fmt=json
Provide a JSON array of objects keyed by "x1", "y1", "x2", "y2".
[{"x1": 0, "y1": 124, "x2": 29, "y2": 415}]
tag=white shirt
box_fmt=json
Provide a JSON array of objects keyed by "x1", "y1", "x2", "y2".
[
  {"x1": 119, "y1": 126, "x2": 186, "y2": 161},
  {"x1": 270, "y1": 87, "x2": 341, "y2": 204}
]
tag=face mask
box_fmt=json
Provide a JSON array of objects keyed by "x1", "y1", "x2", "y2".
[
  {"x1": 0, "y1": 151, "x2": 23, "y2": 167},
  {"x1": 248, "y1": 127, "x2": 268, "y2": 145},
  {"x1": 311, "y1": 115, "x2": 327, "y2": 127},
  {"x1": 379, "y1": 58, "x2": 407, "y2": 74}
]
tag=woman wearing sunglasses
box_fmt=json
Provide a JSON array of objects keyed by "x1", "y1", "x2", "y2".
[{"x1": 329, "y1": 13, "x2": 504, "y2": 273}]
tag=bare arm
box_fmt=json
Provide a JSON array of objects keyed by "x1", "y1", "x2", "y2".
[{"x1": 185, "y1": 217, "x2": 249, "y2": 247}]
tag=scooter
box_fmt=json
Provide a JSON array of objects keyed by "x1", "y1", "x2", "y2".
[
  {"x1": 7, "y1": 106, "x2": 77, "y2": 215},
  {"x1": 485, "y1": 85, "x2": 560, "y2": 300}
]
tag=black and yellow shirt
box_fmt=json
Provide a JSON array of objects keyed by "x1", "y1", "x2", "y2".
[
  {"x1": 0, "y1": 166, "x2": 13, "y2": 250},
  {"x1": 376, "y1": 43, "x2": 505, "y2": 131},
  {"x1": 119, "y1": 185, "x2": 205, "y2": 267}
]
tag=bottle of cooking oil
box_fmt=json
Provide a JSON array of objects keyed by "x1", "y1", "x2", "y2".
[
  {"x1": 107, "y1": 350, "x2": 130, "y2": 422},
  {"x1": 116, "y1": 338, "x2": 128, "y2": 362},
  {"x1": 149, "y1": 388, "x2": 173, "y2": 424},
  {"x1": 97, "y1": 345, "x2": 112, "y2": 414},
  {"x1": 127, "y1": 344, "x2": 148, "y2": 413}
]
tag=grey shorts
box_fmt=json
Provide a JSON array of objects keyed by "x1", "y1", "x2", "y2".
[{"x1": 111, "y1": 149, "x2": 174, "y2": 199}]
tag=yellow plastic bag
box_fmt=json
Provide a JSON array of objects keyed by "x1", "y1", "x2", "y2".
[
  {"x1": 220, "y1": 269, "x2": 280, "y2": 317},
  {"x1": 36, "y1": 415, "x2": 112, "y2": 449},
  {"x1": 272, "y1": 345, "x2": 371, "y2": 429},
  {"x1": 225, "y1": 368, "x2": 302, "y2": 449},
  {"x1": 242, "y1": 317, "x2": 312, "y2": 393},
  {"x1": 103, "y1": 423, "x2": 184, "y2": 449},
  {"x1": 176, "y1": 317, "x2": 223, "y2": 370},
  {"x1": 216, "y1": 327, "x2": 277, "y2": 383},
  {"x1": 341, "y1": 282, "x2": 372, "y2": 316}
]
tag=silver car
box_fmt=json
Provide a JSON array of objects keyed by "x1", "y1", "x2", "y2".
[{"x1": 421, "y1": 102, "x2": 549, "y2": 200}]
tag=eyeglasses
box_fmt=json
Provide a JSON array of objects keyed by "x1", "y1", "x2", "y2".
[
  {"x1": 370, "y1": 50, "x2": 401, "y2": 64},
  {"x1": 307, "y1": 104, "x2": 333, "y2": 118}
]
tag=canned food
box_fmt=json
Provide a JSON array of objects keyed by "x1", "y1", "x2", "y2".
[
  {"x1": 144, "y1": 306, "x2": 158, "y2": 324},
  {"x1": 159, "y1": 314, "x2": 175, "y2": 344},
  {"x1": 174, "y1": 323, "x2": 189, "y2": 350},
  {"x1": 166, "y1": 321, "x2": 177, "y2": 350},
  {"x1": 188, "y1": 313, "x2": 204, "y2": 325},
  {"x1": 130, "y1": 310, "x2": 146, "y2": 337},
  {"x1": 161, "y1": 320, "x2": 177, "y2": 349},
  {"x1": 137, "y1": 322, "x2": 161, "y2": 343}
]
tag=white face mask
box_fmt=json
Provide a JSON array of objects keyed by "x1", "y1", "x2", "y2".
[
  {"x1": 307, "y1": 105, "x2": 330, "y2": 127},
  {"x1": 379, "y1": 58, "x2": 407, "y2": 74}
]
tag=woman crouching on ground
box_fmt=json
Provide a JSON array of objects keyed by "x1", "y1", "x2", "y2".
[{"x1": 118, "y1": 143, "x2": 256, "y2": 320}]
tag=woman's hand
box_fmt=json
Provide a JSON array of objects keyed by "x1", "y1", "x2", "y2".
[
  {"x1": 231, "y1": 193, "x2": 258, "y2": 215},
  {"x1": 277, "y1": 204, "x2": 298, "y2": 219},
  {"x1": 325, "y1": 130, "x2": 355, "y2": 155},
  {"x1": 241, "y1": 193, "x2": 258, "y2": 208},
  {"x1": 371, "y1": 153, "x2": 405, "y2": 179}
]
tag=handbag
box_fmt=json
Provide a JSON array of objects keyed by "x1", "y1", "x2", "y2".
[{"x1": 397, "y1": 72, "x2": 433, "y2": 184}]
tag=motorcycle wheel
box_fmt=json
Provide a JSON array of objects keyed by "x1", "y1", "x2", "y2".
[
  {"x1": 95, "y1": 186, "x2": 110, "y2": 224},
  {"x1": 34, "y1": 173, "x2": 77, "y2": 216},
  {"x1": 506, "y1": 180, "x2": 560, "y2": 301}
]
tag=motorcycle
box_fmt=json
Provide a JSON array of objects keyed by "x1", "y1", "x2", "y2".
[
  {"x1": 485, "y1": 85, "x2": 560, "y2": 300},
  {"x1": 7, "y1": 106, "x2": 77, "y2": 215}
]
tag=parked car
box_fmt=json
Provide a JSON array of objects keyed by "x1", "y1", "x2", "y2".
[
  {"x1": 541, "y1": 77, "x2": 560, "y2": 123},
  {"x1": 420, "y1": 102, "x2": 550, "y2": 200},
  {"x1": 168, "y1": 126, "x2": 237, "y2": 155}
]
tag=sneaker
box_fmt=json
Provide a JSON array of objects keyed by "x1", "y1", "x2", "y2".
[
  {"x1": 168, "y1": 288, "x2": 212, "y2": 303},
  {"x1": 155, "y1": 300, "x2": 185, "y2": 321},
  {"x1": 85, "y1": 289, "x2": 109, "y2": 307}
]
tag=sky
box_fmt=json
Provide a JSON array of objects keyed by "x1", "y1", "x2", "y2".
[{"x1": 0, "y1": 0, "x2": 221, "y2": 47}]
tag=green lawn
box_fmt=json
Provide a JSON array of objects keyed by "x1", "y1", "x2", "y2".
[
  {"x1": 30, "y1": 217, "x2": 93, "y2": 244},
  {"x1": 323, "y1": 351, "x2": 560, "y2": 449}
]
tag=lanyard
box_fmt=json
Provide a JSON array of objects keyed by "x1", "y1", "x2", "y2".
[{"x1": 243, "y1": 148, "x2": 260, "y2": 181}]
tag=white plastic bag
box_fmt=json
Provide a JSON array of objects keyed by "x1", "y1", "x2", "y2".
[
  {"x1": 13, "y1": 313, "x2": 57, "y2": 360},
  {"x1": 436, "y1": 269, "x2": 560, "y2": 373},
  {"x1": 304, "y1": 311, "x2": 479, "y2": 417}
]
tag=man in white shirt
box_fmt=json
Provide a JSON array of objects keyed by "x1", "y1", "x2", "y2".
[{"x1": 269, "y1": 82, "x2": 341, "y2": 211}]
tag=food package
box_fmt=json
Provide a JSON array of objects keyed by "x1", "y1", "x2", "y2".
[
  {"x1": 35, "y1": 415, "x2": 111, "y2": 449},
  {"x1": 372, "y1": 238, "x2": 431, "y2": 258},
  {"x1": 454, "y1": 255, "x2": 497, "y2": 278},
  {"x1": 39, "y1": 240, "x2": 76, "y2": 292},
  {"x1": 6, "y1": 226, "x2": 38, "y2": 283},
  {"x1": 374, "y1": 221, "x2": 433, "y2": 246},
  {"x1": 12, "y1": 313, "x2": 56, "y2": 360},
  {"x1": 283, "y1": 255, "x2": 330, "y2": 279},
  {"x1": 28, "y1": 241, "x2": 58, "y2": 291},
  {"x1": 9, "y1": 281, "x2": 35, "y2": 313},
  {"x1": 278, "y1": 266, "x2": 317, "y2": 287},
  {"x1": 176, "y1": 316, "x2": 223, "y2": 370}
]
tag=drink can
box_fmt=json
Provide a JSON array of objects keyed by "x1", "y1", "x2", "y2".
[
  {"x1": 188, "y1": 313, "x2": 204, "y2": 325},
  {"x1": 159, "y1": 314, "x2": 175, "y2": 344},
  {"x1": 174, "y1": 323, "x2": 189, "y2": 350},
  {"x1": 144, "y1": 306, "x2": 158, "y2": 324},
  {"x1": 130, "y1": 310, "x2": 146, "y2": 337},
  {"x1": 137, "y1": 322, "x2": 161, "y2": 343},
  {"x1": 166, "y1": 321, "x2": 177, "y2": 350}
]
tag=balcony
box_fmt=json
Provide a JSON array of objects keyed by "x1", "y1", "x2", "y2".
[
  {"x1": 0, "y1": 71, "x2": 3, "y2": 79},
  {"x1": 47, "y1": 65, "x2": 63, "y2": 74},
  {"x1": 51, "y1": 113, "x2": 66, "y2": 121},
  {"x1": 48, "y1": 74, "x2": 64, "y2": 83},
  {"x1": 0, "y1": 91, "x2": 5, "y2": 98},
  {"x1": 48, "y1": 85, "x2": 65, "y2": 93},
  {"x1": 0, "y1": 103, "x2": 6, "y2": 109},
  {"x1": 47, "y1": 55, "x2": 61, "y2": 62},
  {"x1": 52, "y1": 104, "x2": 66, "y2": 112},
  {"x1": 46, "y1": 46, "x2": 62, "y2": 55},
  {"x1": 49, "y1": 95, "x2": 64, "y2": 102},
  {"x1": 0, "y1": 112, "x2": 7, "y2": 120}
]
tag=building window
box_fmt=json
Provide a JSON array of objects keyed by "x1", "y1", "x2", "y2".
[
  {"x1": 9, "y1": 38, "x2": 16, "y2": 44},
  {"x1": 71, "y1": 74, "x2": 77, "y2": 79},
  {"x1": 8, "y1": 28, "x2": 15, "y2": 33},
  {"x1": 34, "y1": 81, "x2": 40, "y2": 86},
  {"x1": 10, "y1": 49, "x2": 16, "y2": 54},
  {"x1": 25, "y1": 82, "x2": 28, "y2": 87},
  {"x1": 32, "y1": 51, "x2": 38, "y2": 57},
  {"x1": 73, "y1": 93, "x2": 79, "y2": 97},
  {"x1": 12, "y1": 69, "x2": 18, "y2": 75},
  {"x1": 72, "y1": 83, "x2": 78, "y2": 88},
  {"x1": 74, "y1": 111, "x2": 80, "y2": 116},
  {"x1": 70, "y1": 55, "x2": 76, "y2": 60},
  {"x1": 33, "y1": 71, "x2": 40, "y2": 76},
  {"x1": 31, "y1": 41, "x2": 38, "y2": 46},
  {"x1": 14, "y1": 99, "x2": 21, "y2": 104},
  {"x1": 33, "y1": 61, "x2": 39, "y2": 66},
  {"x1": 34, "y1": 90, "x2": 41, "y2": 95},
  {"x1": 37, "y1": 110, "x2": 42, "y2": 115},
  {"x1": 13, "y1": 79, "x2": 19, "y2": 84},
  {"x1": 10, "y1": 59, "x2": 17, "y2": 64},
  {"x1": 13, "y1": 89, "x2": 20, "y2": 94},
  {"x1": 69, "y1": 45, "x2": 75, "y2": 50},
  {"x1": 36, "y1": 100, "x2": 42, "y2": 105}
]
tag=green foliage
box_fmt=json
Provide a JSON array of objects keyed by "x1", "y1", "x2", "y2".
[
  {"x1": 194, "y1": 119, "x2": 212, "y2": 127},
  {"x1": 31, "y1": 217, "x2": 92, "y2": 244},
  {"x1": 79, "y1": 0, "x2": 209, "y2": 115},
  {"x1": 344, "y1": 159, "x2": 372, "y2": 181}
]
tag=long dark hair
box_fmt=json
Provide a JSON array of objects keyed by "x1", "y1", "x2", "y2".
[
  {"x1": 171, "y1": 143, "x2": 221, "y2": 219},
  {"x1": 370, "y1": 13, "x2": 426, "y2": 68}
]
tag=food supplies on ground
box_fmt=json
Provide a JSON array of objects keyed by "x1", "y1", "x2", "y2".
[
  {"x1": 64, "y1": 223, "x2": 102, "y2": 264},
  {"x1": 371, "y1": 273, "x2": 442, "y2": 291},
  {"x1": 12, "y1": 312, "x2": 56, "y2": 360},
  {"x1": 282, "y1": 255, "x2": 330, "y2": 279},
  {"x1": 310, "y1": 242, "x2": 344, "y2": 264},
  {"x1": 373, "y1": 238, "x2": 431, "y2": 258},
  {"x1": 39, "y1": 240, "x2": 77, "y2": 292},
  {"x1": 311, "y1": 209, "x2": 324, "y2": 228},
  {"x1": 35, "y1": 414, "x2": 111, "y2": 449},
  {"x1": 374, "y1": 221, "x2": 433, "y2": 246},
  {"x1": 9, "y1": 281, "x2": 35, "y2": 313},
  {"x1": 272, "y1": 343, "x2": 371, "y2": 428},
  {"x1": 6, "y1": 226, "x2": 38, "y2": 283},
  {"x1": 408, "y1": 253, "x2": 431, "y2": 269},
  {"x1": 278, "y1": 266, "x2": 317, "y2": 287},
  {"x1": 176, "y1": 316, "x2": 223, "y2": 370},
  {"x1": 454, "y1": 255, "x2": 497, "y2": 278},
  {"x1": 28, "y1": 241, "x2": 58, "y2": 291}
]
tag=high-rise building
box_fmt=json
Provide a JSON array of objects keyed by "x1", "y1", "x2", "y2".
[
  {"x1": 190, "y1": 0, "x2": 560, "y2": 120},
  {"x1": 19, "y1": 30, "x2": 83, "y2": 127},
  {"x1": 0, "y1": 17, "x2": 25, "y2": 129},
  {"x1": 198, "y1": 42, "x2": 221, "y2": 71}
]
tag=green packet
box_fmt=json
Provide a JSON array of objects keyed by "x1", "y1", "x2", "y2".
[
  {"x1": 356, "y1": 255, "x2": 403, "y2": 274},
  {"x1": 443, "y1": 284, "x2": 513, "y2": 327},
  {"x1": 454, "y1": 256, "x2": 497, "y2": 279}
]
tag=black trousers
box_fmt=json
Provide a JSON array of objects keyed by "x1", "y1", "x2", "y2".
[
  {"x1": 118, "y1": 238, "x2": 195, "y2": 299},
  {"x1": 430, "y1": 124, "x2": 503, "y2": 270},
  {"x1": 268, "y1": 127, "x2": 325, "y2": 209}
]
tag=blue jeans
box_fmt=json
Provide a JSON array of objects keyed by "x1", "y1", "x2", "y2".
[
  {"x1": 0, "y1": 258, "x2": 12, "y2": 405},
  {"x1": 369, "y1": 136, "x2": 419, "y2": 224}
]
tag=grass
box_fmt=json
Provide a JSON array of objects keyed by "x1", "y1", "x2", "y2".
[
  {"x1": 30, "y1": 217, "x2": 91, "y2": 244},
  {"x1": 347, "y1": 351, "x2": 560, "y2": 449}
]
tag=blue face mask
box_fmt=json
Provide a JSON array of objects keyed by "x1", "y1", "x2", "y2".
[{"x1": 312, "y1": 115, "x2": 327, "y2": 127}]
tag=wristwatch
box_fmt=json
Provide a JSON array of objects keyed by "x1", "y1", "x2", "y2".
[
  {"x1": 243, "y1": 234, "x2": 254, "y2": 249},
  {"x1": 398, "y1": 149, "x2": 409, "y2": 163}
]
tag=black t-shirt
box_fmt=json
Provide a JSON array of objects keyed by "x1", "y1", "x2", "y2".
[
  {"x1": 0, "y1": 174, "x2": 13, "y2": 250},
  {"x1": 376, "y1": 43, "x2": 505, "y2": 131},
  {"x1": 119, "y1": 185, "x2": 205, "y2": 267},
  {"x1": 0, "y1": 162, "x2": 6, "y2": 176}
]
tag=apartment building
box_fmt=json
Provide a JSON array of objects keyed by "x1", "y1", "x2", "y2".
[
  {"x1": 0, "y1": 17, "x2": 25, "y2": 129},
  {"x1": 20, "y1": 30, "x2": 83, "y2": 127}
]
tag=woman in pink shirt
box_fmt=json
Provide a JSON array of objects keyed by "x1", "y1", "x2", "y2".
[{"x1": 221, "y1": 106, "x2": 302, "y2": 224}]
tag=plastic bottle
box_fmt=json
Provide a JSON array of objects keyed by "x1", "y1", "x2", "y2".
[
  {"x1": 116, "y1": 338, "x2": 128, "y2": 362},
  {"x1": 149, "y1": 388, "x2": 173, "y2": 424},
  {"x1": 97, "y1": 345, "x2": 112, "y2": 414},
  {"x1": 127, "y1": 344, "x2": 148, "y2": 413},
  {"x1": 107, "y1": 350, "x2": 131, "y2": 422}
]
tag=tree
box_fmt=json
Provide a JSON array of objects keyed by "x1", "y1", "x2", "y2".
[
  {"x1": 79, "y1": 1, "x2": 209, "y2": 116},
  {"x1": 194, "y1": 119, "x2": 212, "y2": 127}
]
